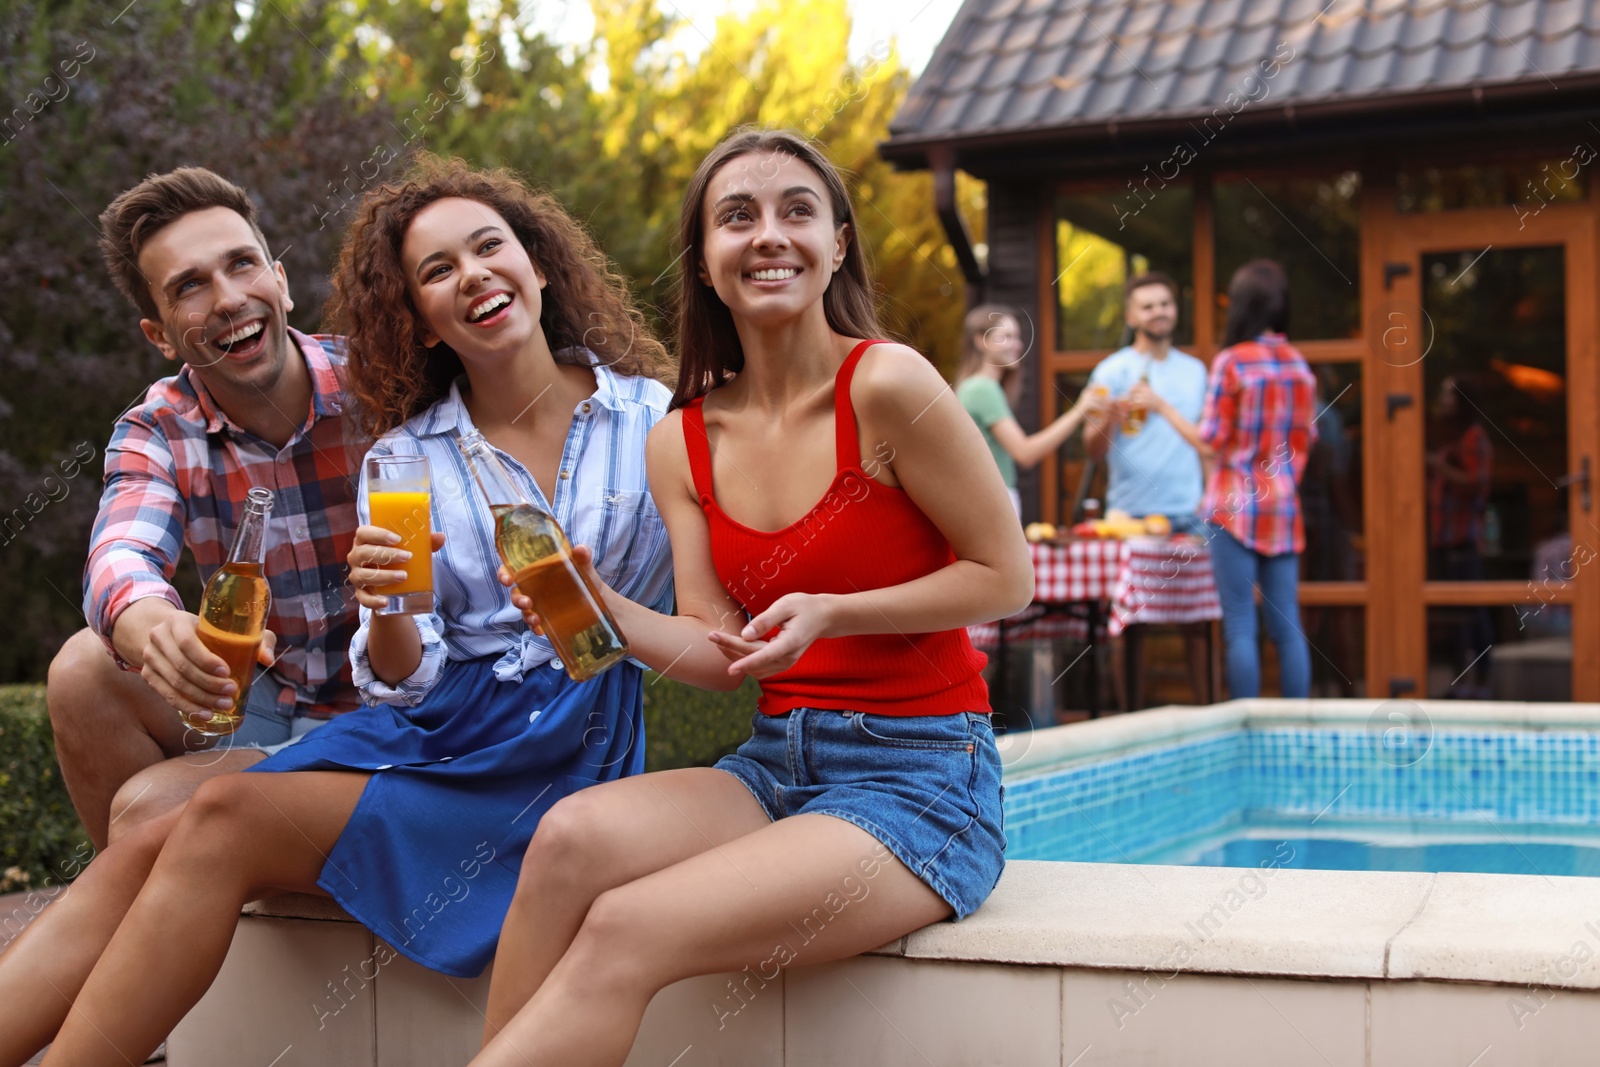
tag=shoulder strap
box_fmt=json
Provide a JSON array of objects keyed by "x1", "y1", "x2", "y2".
[
  {"x1": 834, "y1": 340, "x2": 887, "y2": 471},
  {"x1": 680, "y1": 397, "x2": 715, "y2": 501}
]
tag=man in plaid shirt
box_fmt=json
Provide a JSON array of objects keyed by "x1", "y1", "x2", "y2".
[{"x1": 46, "y1": 168, "x2": 364, "y2": 849}]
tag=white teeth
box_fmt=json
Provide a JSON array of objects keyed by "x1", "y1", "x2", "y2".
[
  {"x1": 750, "y1": 268, "x2": 798, "y2": 281},
  {"x1": 470, "y1": 293, "x2": 511, "y2": 322},
  {"x1": 218, "y1": 321, "x2": 263, "y2": 345}
]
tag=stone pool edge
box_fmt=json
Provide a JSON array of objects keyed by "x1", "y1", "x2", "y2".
[{"x1": 966, "y1": 698, "x2": 1600, "y2": 993}]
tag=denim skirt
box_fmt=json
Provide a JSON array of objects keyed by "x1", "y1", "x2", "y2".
[{"x1": 716, "y1": 708, "x2": 1006, "y2": 919}]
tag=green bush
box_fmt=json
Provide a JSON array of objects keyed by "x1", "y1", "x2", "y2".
[
  {"x1": 642, "y1": 673, "x2": 760, "y2": 771},
  {"x1": 0, "y1": 675, "x2": 753, "y2": 887},
  {"x1": 0, "y1": 685, "x2": 90, "y2": 893}
]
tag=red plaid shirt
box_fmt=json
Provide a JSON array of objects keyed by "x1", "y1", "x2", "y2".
[
  {"x1": 1198, "y1": 334, "x2": 1318, "y2": 555},
  {"x1": 1428, "y1": 424, "x2": 1492, "y2": 550},
  {"x1": 84, "y1": 330, "x2": 365, "y2": 718}
]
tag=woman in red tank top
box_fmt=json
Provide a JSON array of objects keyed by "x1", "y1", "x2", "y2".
[{"x1": 472, "y1": 130, "x2": 1033, "y2": 1066}]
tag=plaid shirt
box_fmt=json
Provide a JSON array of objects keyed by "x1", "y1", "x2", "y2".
[
  {"x1": 84, "y1": 329, "x2": 365, "y2": 718},
  {"x1": 1198, "y1": 334, "x2": 1318, "y2": 556},
  {"x1": 1428, "y1": 424, "x2": 1492, "y2": 550}
]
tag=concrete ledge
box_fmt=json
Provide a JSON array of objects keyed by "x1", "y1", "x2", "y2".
[
  {"x1": 901, "y1": 861, "x2": 1435, "y2": 980},
  {"x1": 169, "y1": 700, "x2": 1600, "y2": 1064}
]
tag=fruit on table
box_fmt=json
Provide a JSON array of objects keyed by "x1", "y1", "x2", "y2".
[
  {"x1": 1024, "y1": 522, "x2": 1058, "y2": 542},
  {"x1": 1065, "y1": 510, "x2": 1173, "y2": 539}
]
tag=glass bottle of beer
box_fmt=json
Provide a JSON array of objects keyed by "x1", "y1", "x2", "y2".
[
  {"x1": 1121, "y1": 362, "x2": 1151, "y2": 435},
  {"x1": 457, "y1": 430, "x2": 629, "y2": 681},
  {"x1": 190, "y1": 486, "x2": 273, "y2": 735}
]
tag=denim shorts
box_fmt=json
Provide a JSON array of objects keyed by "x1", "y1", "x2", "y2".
[{"x1": 715, "y1": 708, "x2": 1006, "y2": 920}]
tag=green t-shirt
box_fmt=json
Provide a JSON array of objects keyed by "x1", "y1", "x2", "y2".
[{"x1": 956, "y1": 376, "x2": 1017, "y2": 489}]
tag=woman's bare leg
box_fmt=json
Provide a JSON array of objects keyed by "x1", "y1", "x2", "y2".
[
  {"x1": 482, "y1": 767, "x2": 772, "y2": 1041},
  {"x1": 0, "y1": 807, "x2": 181, "y2": 1067},
  {"x1": 474, "y1": 804, "x2": 953, "y2": 1067},
  {"x1": 40, "y1": 769, "x2": 369, "y2": 1067}
]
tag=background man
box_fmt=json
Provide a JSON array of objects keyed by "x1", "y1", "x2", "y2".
[
  {"x1": 47, "y1": 167, "x2": 363, "y2": 848},
  {"x1": 1085, "y1": 272, "x2": 1211, "y2": 707}
]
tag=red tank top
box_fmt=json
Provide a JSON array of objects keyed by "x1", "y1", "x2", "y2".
[{"x1": 682, "y1": 340, "x2": 990, "y2": 717}]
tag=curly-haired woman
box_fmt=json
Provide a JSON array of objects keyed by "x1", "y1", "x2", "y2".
[{"x1": 9, "y1": 156, "x2": 675, "y2": 1066}]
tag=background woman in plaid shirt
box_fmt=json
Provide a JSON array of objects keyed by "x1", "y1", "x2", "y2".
[{"x1": 1191, "y1": 260, "x2": 1318, "y2": 699}]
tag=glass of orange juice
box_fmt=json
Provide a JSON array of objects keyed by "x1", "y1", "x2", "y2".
[{"x1": 366, "y1": 454, "x2": 434, "y2": 614}]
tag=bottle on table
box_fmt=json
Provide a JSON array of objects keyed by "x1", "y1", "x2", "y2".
[
  {"x1": 190, "y1": 486, "x2": 273, "y2": 736},
  {"x1": 457, "y1": 429, "x2": 630, "y2": 682}
]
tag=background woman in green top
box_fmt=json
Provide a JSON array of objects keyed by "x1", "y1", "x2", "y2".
[{"x1": 954, "y1": 304, "x2": 1106, "y2": 517}]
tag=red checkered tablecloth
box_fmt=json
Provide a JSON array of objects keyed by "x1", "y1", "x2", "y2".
[{"x1": 969, "y1": 535, "x2": 1221, "y2": 647}]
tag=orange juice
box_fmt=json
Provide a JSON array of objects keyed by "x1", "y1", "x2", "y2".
[{"x1": 368, "y1": 490, "x2": 434, "y2": 595}]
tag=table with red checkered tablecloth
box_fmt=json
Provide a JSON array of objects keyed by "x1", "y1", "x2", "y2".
[
  {"x1": 971, "y1": 535, "x2": 1222, "y2": 717},
  {"x1": 970, "y1": 535, "x2": 1221, "y2": 646}
]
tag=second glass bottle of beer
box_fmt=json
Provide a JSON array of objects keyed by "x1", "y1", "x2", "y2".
[
  {"x1": 191, "y1": 486, "x2": 274, "y2": 735},
  {"x1": 457, "y1": 429, "x2": 629, "y2": 681}
]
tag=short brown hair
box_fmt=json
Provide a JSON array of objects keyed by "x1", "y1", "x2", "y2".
[
  {"x1": 328, "y1": 155, "x2": 674, "y2": 437},
  {"x1": 97, "y1": 167, "x2": 270, "y2": 320},
  {"x1": 1123, "y1": 271, "x2": 1178, "y2": 305}
]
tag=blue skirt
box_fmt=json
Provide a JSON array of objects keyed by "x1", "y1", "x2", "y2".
[{"x1": 247, "y1": 655, "x2": 644, "y2": 977}]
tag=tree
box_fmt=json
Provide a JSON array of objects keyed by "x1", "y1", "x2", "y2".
[{"x1": 0, "y1": 0, "x2": 399, "y2": 681}]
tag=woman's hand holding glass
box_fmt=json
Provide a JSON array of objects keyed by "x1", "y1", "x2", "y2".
[{"x1": 349, "y1": 525, "x2": 448, "y2": 611}]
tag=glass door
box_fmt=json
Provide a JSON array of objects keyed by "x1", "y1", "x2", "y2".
[{"x1": 1379, "y1": 207, "x2": 1598, "y2": 701}]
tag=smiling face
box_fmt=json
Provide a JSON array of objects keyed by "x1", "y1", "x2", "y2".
[
  {"x1": 400, "y1": 197, "x2": 546, "y2": 364},
  {"x1": 697, "y1": 150, "x2": 849, "y2": 327},
  {"x1": 976, "y1": 313, "x2": 1023, "y2": 366},
  {"x1": 136, "y1": 206, "x2": 294, "y2": 394},
  {"x1": 1125, "y1": 282, "x2": 1177, "y2": 343}
]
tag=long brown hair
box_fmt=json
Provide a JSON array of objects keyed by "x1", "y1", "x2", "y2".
[
  {"x1": 327, "y1": 155, "x2": 674, "y2": 437},
  {"x1": 1220, "y1": 259, "x2": 1290, "y2": 349},
  {"x1": 670, "y1": 128, "x2": 883, "y2": 409},
  {"x1": 954, "y1": 303, "x2": 1025, "y2": 411}
]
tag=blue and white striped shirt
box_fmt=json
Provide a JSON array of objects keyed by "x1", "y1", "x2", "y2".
[{"x1": 349, "y1": 362, "x2": 674, "y2": 705}]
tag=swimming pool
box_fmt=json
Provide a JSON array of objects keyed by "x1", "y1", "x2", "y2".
[{"x1": 1003, "y1": 719, "x2": 1600, "y2": 875}]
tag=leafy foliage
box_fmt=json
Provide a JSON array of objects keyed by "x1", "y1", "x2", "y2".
[
  {"x1": 641, "y1": 673, "x2": 760, "y2": 771},
  {"x1": 0, "y1": 685, "x2": 88, "y2": 891},
  {"x1": 0, "y1": 0, "x2": 974, "y2": 684}
]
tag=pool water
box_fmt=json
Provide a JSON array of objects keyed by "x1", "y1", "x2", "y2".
[
  {"x1": 1003, "y1": 726, "x2": 1600, "y2": 875},
  {"x1": 1162, "y1": 826, "x2": 1600, "y2": 877}
]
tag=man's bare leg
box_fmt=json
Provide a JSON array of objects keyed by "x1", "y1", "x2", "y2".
[
  {"x1": 48, "y1": 631, "x2": 195, "y2": 849},
  {"x1": 107, "y1": 750, "x2": 267, "y2": 844},
  {"x1": 47, "y1": 630, "x2": 269, "y2": 847}
]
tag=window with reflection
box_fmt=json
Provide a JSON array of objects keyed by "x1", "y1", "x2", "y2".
[
  {"x1": 1304, "y1": 607, "x2": 1365, "y2": 698},
  {"x1": 1428, "y1": 606, "x2": 1569, "y2": 701},
  {"x1": 1421, "y1": 246, "x2": 1567, "y2": 584},
  {"x1": 1300, "y1": 361, "x2": 1364, "y2": 582},
  {"x1": 1054, "y1": 187, "x2": 1193, "y2": 351},
  {"x1": 1213, "y1": 172, "x2": 1361, "y2": 342},
  {"x1": 1397, "y1": 153, "x2": 1591, "y2": 215}
]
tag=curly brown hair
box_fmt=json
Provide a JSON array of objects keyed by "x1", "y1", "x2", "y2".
[{"x1": 327, "y1": 155, "x2": 674, "y2": 437}]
